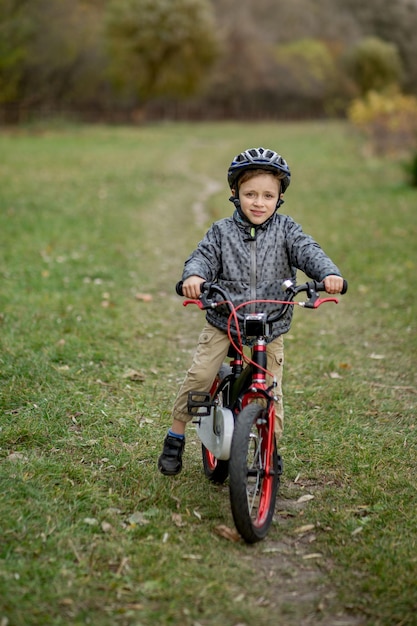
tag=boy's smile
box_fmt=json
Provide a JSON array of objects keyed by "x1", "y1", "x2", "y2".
[{"x1": 237, "y1": 173, "x2": 281, "y2": 225}]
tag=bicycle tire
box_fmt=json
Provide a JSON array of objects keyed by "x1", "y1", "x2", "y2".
[
  {"x1": 201, "y1": 364, "x2": 232, "y2": 484},
  {"x1": 202, "y1": 446, "x2": 229, "y2": 484},
  {"x1": 229, "y1": 403, "x2": 281, "y2": 543}
]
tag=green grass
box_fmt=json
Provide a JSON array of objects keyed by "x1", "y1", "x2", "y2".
[{"x1": 0, "y1": 121, "x2": 416, "y2": 625}]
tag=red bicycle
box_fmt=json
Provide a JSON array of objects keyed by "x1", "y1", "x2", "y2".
[{"x1": 177, "y1": 278, "x2": 347, "y2": 543}]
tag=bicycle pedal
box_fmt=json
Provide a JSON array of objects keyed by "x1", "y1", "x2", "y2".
[
  {"x1": 187, "y1": 391, "x2": 213, "y2": 416},
  {"x1": 277, "y1": 454, "x2": 284, "y2": 476}
]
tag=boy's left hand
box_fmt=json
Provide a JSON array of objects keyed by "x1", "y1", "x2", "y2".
[{"x1": 324, "y1": 275, "x2": 344, "y2": 294}]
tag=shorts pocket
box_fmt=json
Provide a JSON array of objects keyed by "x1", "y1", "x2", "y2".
[
  {"x1": 267, "y1": 337, "x2": 284, "y2": 368},
  {"x1": 198, "y1": 326, "x2": 217, "y2": 345}
]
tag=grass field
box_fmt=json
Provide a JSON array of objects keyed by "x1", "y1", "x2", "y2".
[{"x1": 0, "y1": 120, "x2": 416, "y2": 626}]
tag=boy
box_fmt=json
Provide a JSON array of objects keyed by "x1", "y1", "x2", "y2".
[{"x1": 158, "y1": 147, "x2": 344, "y2": 476}]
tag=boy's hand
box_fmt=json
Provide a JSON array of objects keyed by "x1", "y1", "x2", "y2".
[
  {"x1": 324, "y1": 275, "x2": 344, "y2": 294},
  {"x1": 182, "y1": 275, "x2": 206, "y2": 299}
]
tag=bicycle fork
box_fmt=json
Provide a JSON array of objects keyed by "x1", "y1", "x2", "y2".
[{"x1": 240, "y1": 338, "x2": 278, "y2": 479}]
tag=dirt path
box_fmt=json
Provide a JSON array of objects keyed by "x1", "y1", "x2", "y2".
[
  {"x1": 243, "y1": 495, "x2": 365, "y2": 626},
  {"x1": 191, "y1": 178, "x2": 222, "y2": 227}
]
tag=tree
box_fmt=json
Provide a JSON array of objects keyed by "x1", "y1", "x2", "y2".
[
  {"x1": 0, "y1": 0, "x2": 107, "y2": 120},
  {"x1": 0, "y1": 0, "x2": 32, "y2": 105},
  {"x1": 201, "y1": 3, "x2": 278, "y2": 119},
  {"x1": 337, "y1": 0, "x2": 417, "y2": 93},
  {"x1": 344, "y1": 36, "x2": 404, "y2": 96},
  {"x1": 104, "y1": 0, "x2": 219, "y2": 107},
  {"x1": 273, "y1": 39, "x2": 341, "y2": 116}
]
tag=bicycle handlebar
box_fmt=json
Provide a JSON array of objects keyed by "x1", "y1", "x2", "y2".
[
  {"x1": 175, "y1": 279, "x2": 347, "y2": 297},
  {"x1": 175, "y1": 278, "x2": 347, "y2": 322}
]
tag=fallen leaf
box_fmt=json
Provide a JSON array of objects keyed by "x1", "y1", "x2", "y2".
[
  {"x1": 128, "y1": 512, "x2": 149, "y2": 526},
  {"x1": 214, "y1": 525, "x2": 241, "y2": 542},
  {"x1": 171, "y1": 513, "x2": 185, "y2": 527},
  {"x1": 101, "y1": 521, "x2": 112, "y2": 533},
  {"x1": 277, "y1": 509, "x2": 298, "y2": 518},
  {"x1": 7, "y1": 452, "x2": 28, "y2": 463},
  {"x1": 193, "y1": 510, "x2": 202, "y2": 521},
  {"x1": 370, "y1": 353, "x2": 385, "y2": 360},
  {"x1": 122, "y1": 369, "x2": 146, "y2": 382},
  {"x1": 234, "y1": 594, "x2": 245, "y2": 603},
  {"x1": 329, "y1": 371, "x2": 342, "y2": 379},
  {"x1": 182, "y1": 554, "x2": 203, "y2": 560},
  {"x1": 294, "y1": 524, "x2": 315, "y2": 534},
  {"x1": 137, "y1": 416, "x2": 155, "y2": 427},
  {"x1": 135, "y1": 293, "x2": 153, "y2": 302},
  {"x1": 115, "y1": 556, "x2": 130, "y2": 576},
  {"x1": 83, "y1": 517, "x2": 98, "y2": 526},
  {"x1": 302, "y1": 553, "x2": 323, "y2": 560},
  {"x1": 297, "y1": 494, "x2": 315, "y2": 504}
]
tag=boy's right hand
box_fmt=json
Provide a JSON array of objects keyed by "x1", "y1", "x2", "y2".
[{"x1": 182, "y1": 275, "x2": 206, "y2": 299}]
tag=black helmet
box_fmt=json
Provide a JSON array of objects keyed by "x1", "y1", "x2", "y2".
[{"x1": 228, "y1": 147, "x2": 291, "y2": 194}]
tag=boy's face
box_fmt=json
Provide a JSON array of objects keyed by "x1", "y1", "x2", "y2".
[{"x1": 235, "y1": 173, "x2": 281, "y2": 225}]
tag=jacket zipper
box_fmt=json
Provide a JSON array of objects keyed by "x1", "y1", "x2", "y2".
[{"x1": 250, "y1": 227, "x2": 256, "y2": 312}]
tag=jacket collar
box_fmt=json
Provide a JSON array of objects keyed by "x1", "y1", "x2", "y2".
[{"x1": 232, "y1": 209, "x2": 275, "y2": 234}]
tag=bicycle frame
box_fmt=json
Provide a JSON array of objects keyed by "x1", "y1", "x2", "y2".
[{"x1": 190, "y1": 331, "x2": 277, "y2": 464}]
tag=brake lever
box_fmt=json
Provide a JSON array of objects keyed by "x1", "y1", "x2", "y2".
[
  {"x1": 303, "y1": 291, "x2": 339, "y2": 309},
  {"x1": 183, "y1": 299, "x2": 204, "y2": 309},
  {"x1": 183, "y1": 287, "x2": 215, "y2": 310}
]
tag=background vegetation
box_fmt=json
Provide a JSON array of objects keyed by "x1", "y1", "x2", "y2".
[
  {"x1": 0, "y1": 120, "x2": 416, "y2": 625},
  {"x1": 1, "y1": 0, "x2": 417, "y2": 122}
]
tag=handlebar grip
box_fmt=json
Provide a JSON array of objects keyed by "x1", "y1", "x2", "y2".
[
  {"x1": 316, "y1": 278, "x2": 348, "y2": 295},
  {"x1": 175, "y1": 280, "x2": 210, "y2": 297}
]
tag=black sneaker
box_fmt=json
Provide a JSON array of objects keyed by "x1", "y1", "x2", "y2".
[{"x1": 158, "y1": 435, "x2": 185, "y2": 476}]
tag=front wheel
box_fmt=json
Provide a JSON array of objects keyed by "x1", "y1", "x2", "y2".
[{"x1": 229, "y1": 403, "x2": 282, "y2": 543}]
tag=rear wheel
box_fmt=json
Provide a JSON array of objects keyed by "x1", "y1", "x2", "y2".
[
  {"x1": 202, "y1": 447, "x2": 229, "y2": 484},
  {"x1": 229, "y1": 403, "x2": 281, "y2": 543},
  {"x1": 201, "y1": 364, "x2": 231, "y2": 484}
]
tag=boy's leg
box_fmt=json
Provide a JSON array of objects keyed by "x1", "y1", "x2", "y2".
[
  {"x1": 158, "y1": 323, "x2": 231, "y2": 475},
  {"x1": 266, "y1": 336, "x2": 284, "y2": 438}
]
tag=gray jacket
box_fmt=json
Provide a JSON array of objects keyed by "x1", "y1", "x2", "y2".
[{"x1": 182, "y1": 210, "x2": 341, "y2": 342}]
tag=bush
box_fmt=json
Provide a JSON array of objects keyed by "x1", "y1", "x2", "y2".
[
  {"x1": 348, "y1": 89, "x2": 417, "y2": 155},
  {"x1": 344, "y1": 37, "x2": 404, "y2": 96}
]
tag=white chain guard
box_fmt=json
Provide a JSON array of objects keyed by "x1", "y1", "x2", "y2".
[{"x1": 196, "y1": 406, "x2": 234, "y2": 461}]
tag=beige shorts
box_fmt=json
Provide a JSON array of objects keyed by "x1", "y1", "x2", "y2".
[{"x1": 171, "y1": 323, "x2": 284, "y2": 437}]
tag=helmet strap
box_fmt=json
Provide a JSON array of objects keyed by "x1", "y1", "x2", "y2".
[
  {"x1": 229, "y1": 194, "x2": 240, "y2": 209},
  {"x1": 229, "y1": 194, "x2": 246, "y2": 221}
]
